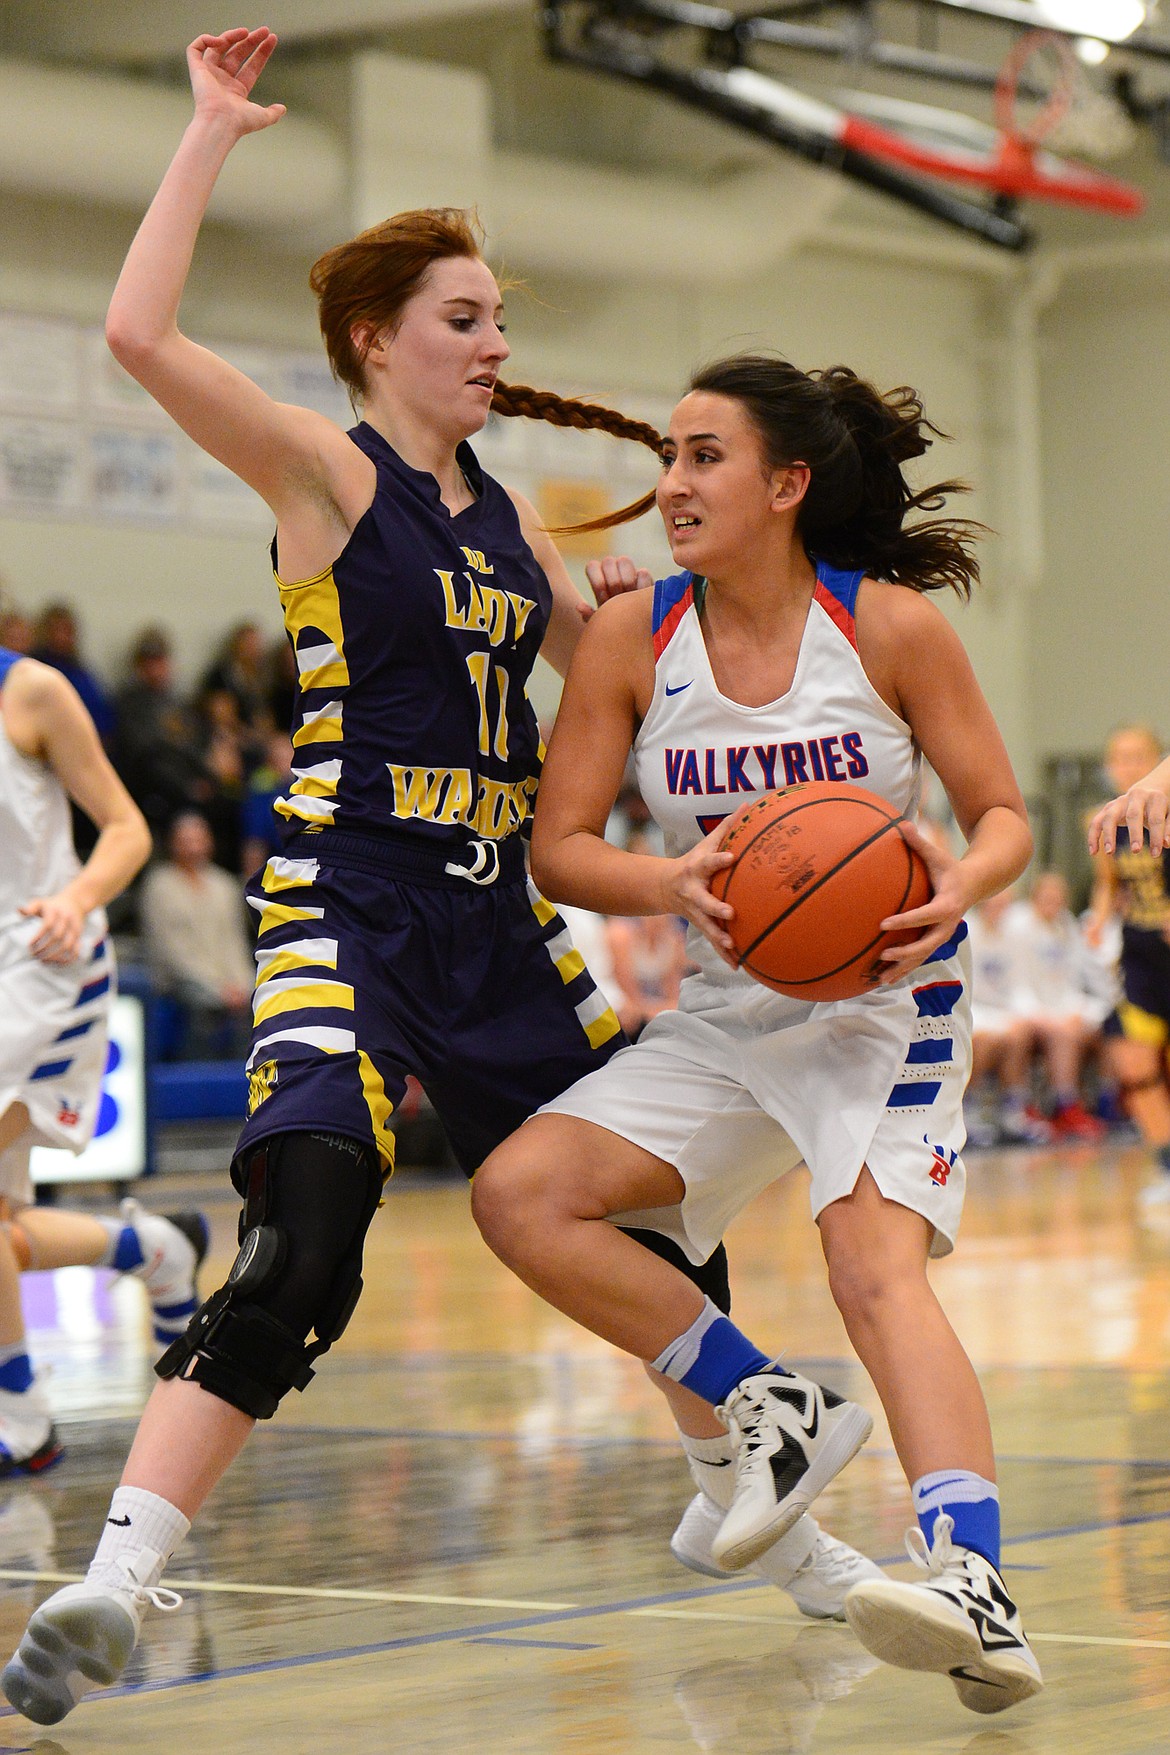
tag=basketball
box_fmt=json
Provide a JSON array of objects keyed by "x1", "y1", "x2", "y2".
[{"x1": 710, "y1": 782, "x2": 932, "y2": 1001}]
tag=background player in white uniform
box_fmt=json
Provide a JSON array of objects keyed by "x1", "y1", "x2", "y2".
[
  {"x1": 0, "y1": 648, "x2": 207, "y2": 1471},
  {"x1": 474, "y1": 354, "x2": 1040, "y2": 1713}
]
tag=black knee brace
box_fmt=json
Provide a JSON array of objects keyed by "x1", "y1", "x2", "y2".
[
  {"x1": 156, "y1": 1130, "x2": 384, "y2": 1420},
  {"x1": 620, "y1": 1229, "x2": 731, "y2": 1315}
]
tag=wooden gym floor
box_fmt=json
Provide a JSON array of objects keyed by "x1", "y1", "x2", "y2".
[{"x1": 1, "y1": 1138, "x2": 1168, "y2": 1754}]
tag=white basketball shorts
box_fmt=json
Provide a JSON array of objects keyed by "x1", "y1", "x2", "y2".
[
  {"x1": 0, "y1": 915, "x2": 112, "y2": 1200},
  {"x1": 541, "y1": 934, "x2": 972, "y2": 1262}
]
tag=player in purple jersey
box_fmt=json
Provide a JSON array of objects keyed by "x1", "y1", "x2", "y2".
[
  {"x1": 2, "y1": 30, "x2": 874, "y2": 1727},
  {"x1": 474, "y1": 356, "x2": 1042, "y2": 1713}
]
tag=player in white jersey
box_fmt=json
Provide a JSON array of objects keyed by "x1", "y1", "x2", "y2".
[
  {"x1": 0, "y1": 649, "x2": 207, "y2": 1471},
  {"x1": 474, "y1": 355, "x2": 1041, "y2": 1714}
]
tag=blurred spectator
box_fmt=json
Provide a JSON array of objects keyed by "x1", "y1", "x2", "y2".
[
  {"x1": 605, "y1": 914, "x2": 687, "y2": 1038},
  {"x1": 1007, "y1": 871, "x2": 1107, "y2": 1140},
  {"x1": 113, "y1": 626, "x2": 212, "y2": 838},
  {"x1": 0, "y1": 607, "x2": 32, "y2": 653},
  {"x1": 139, "y1": 812, "x2": 254, "y2": 1059},
  {"x1": 265, "y1": 635, "x2": 297, "y2": 734},
  {"x1": 241, "y1": 732, "x2": 293, "y2": 877},
  {"x1": 967, "y1": 888, "x2": 1043, "y2": 1147},
  {"x1": 202, "y1": 621, "x2": 270, "y2": 731},
  {"x1": 30, "y1": 601, "x2": 115, "y2": 743},
  {"x1": 193, "y1": 684, "x2": 263, "y2": 870}
]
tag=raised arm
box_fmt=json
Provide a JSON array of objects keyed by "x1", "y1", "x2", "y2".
[
  {"x1": 530, "y1": 593, "x2": 736, "y2": 953},
  {"x1": 105, "y1": 28, "x2": 370, "y2": 542},
  {"x1": 5, "y1": 662, "x2": 150, "y2": 963}
]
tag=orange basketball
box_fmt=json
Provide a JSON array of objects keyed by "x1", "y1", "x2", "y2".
[{"x1": 710, "y1": 782, "x2": 932, "y2": 1001}]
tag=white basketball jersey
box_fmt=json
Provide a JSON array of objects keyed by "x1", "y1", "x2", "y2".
[
  {"x1": 634, "y1": 561, "x2": 920, "y2": 991},
  {"x1": 0, "y1": 653, "x2": 85, "y2": 943}
]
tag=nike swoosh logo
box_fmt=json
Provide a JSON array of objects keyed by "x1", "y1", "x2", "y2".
[
  {"x1": 106, "y1": 1515, "x2": 132, "y2": 1527},
  {"x1": 665, "y1": 681, "x2": 693, "y2": 696},
  {"x1": 949, "y1": 1666, "x2": 1005, "y2": 1689}
]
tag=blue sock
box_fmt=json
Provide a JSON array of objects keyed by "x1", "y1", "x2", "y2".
[
  {"x1": 652, "y1": 1297, "x2": 775, "y2": 1406},
  {"x1": 0, "y1": 1342, "x2": 34, "y2": 1395},
  {"x1": 913, "y1": 1469, "x2": 1001, "y2": 1568},
  {"x1": 107, "y1": 1225, "x2": 145, "y2": 1273}
]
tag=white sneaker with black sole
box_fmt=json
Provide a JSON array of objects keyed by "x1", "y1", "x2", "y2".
[
  {"x1": 1, "y1": 1548, "x2": 181, "y2": 1726},
  {"x1": 844, "y1": 1514, "x2": 1043, "y2": 1714},
  {"x1": 711, "y1": 1371, "x2": 874, "y2": 1571},
  {"x1": 671, "y1": 1491, "x2": 886, "y2": 1620}
]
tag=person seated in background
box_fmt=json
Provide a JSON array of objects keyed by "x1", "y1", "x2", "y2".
[
  {"x1": 967, "y1": 876, "x2": 1105, "y2": 1145},
  {"x1": 1008, "y1": 871, "x2": 1107, "y2": 1141},
  {"x1": 239, "y1": 731, "x2": 293, "y2": 878},
  {"x1": 138, "y1": 812, "x2": 253, "y2": 1059},
  {"x1": 0, "y1": 607, "x2": 31, "y2": 655},
  {"x1": 200, "y1": 620, "x2": 270, "y2": 733},
  {"x1": 30, "y1": 603, "x2": 115, "y2": 747},
  {"x1": 967, "y1": 887, "x2": 1043, "y2": 1147},
  {"x1": 113, "y1": 628, "x2": 212, "y2": 840}
]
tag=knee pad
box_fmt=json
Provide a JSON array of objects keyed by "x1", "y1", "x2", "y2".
[
  {"x1": 156, "y1": 1130, "x2": 383, "y2": 1420},
  {"x1": 620, "y1": 1228, "x2": 731, "y2": 1316}
]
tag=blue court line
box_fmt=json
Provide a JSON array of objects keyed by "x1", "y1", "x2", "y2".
[
  {"x1": 466, "y1": 1637, "x2": 603, "y2": 1650},
  {"x1": 2, "y1": 1504, "x2": 1167, "y2": 1722}
]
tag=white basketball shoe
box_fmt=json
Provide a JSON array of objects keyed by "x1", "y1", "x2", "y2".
[
  {"x1": 116, "y1": 1200, "x2": 209, "y2": 1346},
  {"x1": 844, "y1": 1514, "x2": 1043, "y2": 1714},
  {"x1": 2, "y1": 1549, "x2": 181, "y2": 1725},
  {"x1": 0, "y1": 1380, "x2": 62, "y2": 1477},
  {"x1": 711, "y1": 1371, "x2": 874, "y2": 1570},
  {"x1": 671, "y1": 1491, "x2": 886, "y2": 1620}
]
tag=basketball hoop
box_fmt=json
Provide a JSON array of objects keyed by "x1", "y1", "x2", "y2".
[{"x1": 839, "y1": 30, "x2": 1144, "y2": 214}]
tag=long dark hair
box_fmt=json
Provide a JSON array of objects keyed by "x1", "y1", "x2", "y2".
[{"x1": 687, "y1": 354, "x2": 981, "y2": 597}]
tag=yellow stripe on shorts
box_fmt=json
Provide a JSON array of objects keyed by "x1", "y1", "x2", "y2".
[
  {"x1": 358, "y1": 1049, "x2": 397, "y2": 1173},
  {"x1": 252, "y1": 979, "x2": 356, "y2": 1027}
]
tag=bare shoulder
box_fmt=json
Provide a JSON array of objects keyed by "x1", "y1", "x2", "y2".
[
  {"x1": 0, "y1": 657, "x2": 81, "y2": 755},
  {"x1": 582, "y1": 586, "x2": 655, "y2": 647},
  {"x1": 856, "y1": 578, "x2": 965, "y2": 659},
  {"x1": 2, "y1": 655, "x2": 74, "y2": 715}
]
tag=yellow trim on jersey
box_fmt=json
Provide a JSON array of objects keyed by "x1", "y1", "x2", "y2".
[
  {"x1": 274, "y1": 795, "x2": 339, "y2": 825},
  {"x1": 276, "y1": 565, "x2": 349, "y2": 692},
  {"x1": 252, "y1": 980, "x2": 356, "y2": 1027},
  {"x1": 293, "y1": 704, "x2": 344, "y2": 747},
  {"x1": 288, "y1": 760, "x2": 342, "y2": 799},
  {"x1": 358, "y1": 1049, "x2": 397, "y2": 1172}
]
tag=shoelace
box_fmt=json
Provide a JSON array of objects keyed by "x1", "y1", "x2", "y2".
[
  {"x1": 904, "y1": 1511, "x2": 958, "y2": 1577},
  {"x1": 114, "y1": 1554, "x2": 183, "y2": 1614}
]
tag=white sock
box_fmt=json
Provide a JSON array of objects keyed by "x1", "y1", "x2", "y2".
[
  {"x1": 679, "y1": 1432, "x2": 818, "y2": 1582},
  {"x1": 87, "y1": 1487, "x2": 190, "y2": 1590},
  {"x1": 680, "y1": 1431, "x2": 735, "y2": 1511}
]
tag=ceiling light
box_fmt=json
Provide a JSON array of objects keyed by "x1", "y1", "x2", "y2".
[
  {"x1": 1074, "y1": 36, "x2": 1111, "y2": 63},
  {"x1": 1035, "y1": 1, "x2": 1146, "y2": 40}
]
